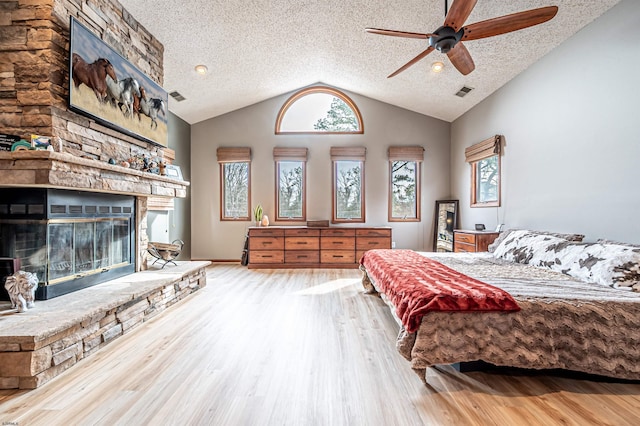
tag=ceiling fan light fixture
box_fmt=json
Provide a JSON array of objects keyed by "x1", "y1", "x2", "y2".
[
  {"x1": 194, "y1": 64, "x2": 208, "y2": 75},
  {"x1": 431, "y1": 62, "x2": 445, "y2": 73}
]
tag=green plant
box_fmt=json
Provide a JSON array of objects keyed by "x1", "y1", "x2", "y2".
[{"x1": 253, "y1": 204, "x2": 263, "y2": 222}]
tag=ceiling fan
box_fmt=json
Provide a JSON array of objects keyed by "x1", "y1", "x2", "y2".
[{"x1": 366, "y1": 0, "x2": 558, "y2": 77}]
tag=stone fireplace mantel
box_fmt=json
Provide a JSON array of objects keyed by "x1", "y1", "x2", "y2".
[{"x1": 0, "y1": 151, "x2": 188, "y2": 198}]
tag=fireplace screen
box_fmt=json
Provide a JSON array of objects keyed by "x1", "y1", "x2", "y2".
[{"x1": 0, "y1": 189, "x2": 135, "y2": 299}]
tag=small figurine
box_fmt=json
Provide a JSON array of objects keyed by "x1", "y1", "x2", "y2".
[{"x1": 4, "y1": 270, "x2": 39, "y2": 313}]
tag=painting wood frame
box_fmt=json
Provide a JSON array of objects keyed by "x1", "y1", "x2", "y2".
[{"x1": 69, "y1": 17, "x2": 168, "y2": 147}]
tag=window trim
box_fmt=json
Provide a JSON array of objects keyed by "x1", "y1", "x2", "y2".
[
  {"x1": 331, "y1": 146, "x2": 366, "y2": 224},
  {"x1": 465, "y1": 135, "x2": 502, "y2": 208},
  {"x1": 274, "y1": 147, "x2": 308, "y2": 222},
  {"x1": 388, "y1": 146, "x2": 424, "y2": 222},
  {"x1": 217, "y1": 147, "x2": 251, "y2": 221},
  {"x1": 275, "y1": 86, "x2": 364, "y2": 134}
]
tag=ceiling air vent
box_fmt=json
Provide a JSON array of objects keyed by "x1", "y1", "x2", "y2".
[
  {"x1": 169, "y1": 91, "x2": 186, "y2": 102},
  {"x1": 455, "y1": 86, "x2": 474, "y2": 97}
]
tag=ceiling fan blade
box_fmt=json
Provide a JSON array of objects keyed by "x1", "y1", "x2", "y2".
[
  {"x1": 444, "y1": 0, "x2": 478, "y2": 32},
  {"x1": 447, "y1": 42, "x2": 475, "y2": 75},
  {"x1": 387, "y1": 46, "x2": 435, "y2": 78},
  {"x1": 462, "y1": 6, "x2": 559, "y2": 41},
  {"x1": 365, "y1": 27, "x2": 435, "y2": 39}
]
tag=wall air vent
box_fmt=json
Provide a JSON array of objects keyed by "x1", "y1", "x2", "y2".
[
  {"x1": 455, "y1": 86, "x2": 474, "y2": 97},
  {"x1": 169, "y1": 91, "x2": 186, "y2": 102}
]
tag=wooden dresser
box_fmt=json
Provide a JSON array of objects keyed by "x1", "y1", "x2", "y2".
[
  {"x1": 453, "y1": 230, "x2": 500, "y2": 253},
  {"x1": 248, "y1": 226, "x2": 392, "y2": 268}
]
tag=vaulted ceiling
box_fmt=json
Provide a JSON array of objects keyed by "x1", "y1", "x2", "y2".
[{"x1": 118, "y1": 0, "x2": 620, "y2": 125}]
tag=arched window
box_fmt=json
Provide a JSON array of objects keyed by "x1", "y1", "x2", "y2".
[{"x1": 275, "y1": 86, "x2": 364, "y2": 134}]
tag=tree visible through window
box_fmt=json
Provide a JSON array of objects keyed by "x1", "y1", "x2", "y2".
[
  {"x1": 276, "y1": 86, "x2": 363, "y2": 134},
  {"x1": 314, "y1": 97, "x2": 358, "y2": 132},
  {"x1": 390, "y1": 160, "x2": 418, "y2": 220},
  {"x1": 388, "y1": 146, "x2": 423, "y2": 222},
  {"x1": 277, "y1": 161, "x2": 304, "y2": 220},
  {"x1": 334, "y1": 160, "x2": 363, "y2": 221},
  {"x1": 475, "y1": 156, "x2": 499, "y2": 204},
  {"x1": 221, "y1": 162, "x2": 250, "y2": 219}
]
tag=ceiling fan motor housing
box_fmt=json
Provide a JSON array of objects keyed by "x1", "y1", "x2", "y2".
[{"x1": 429, "y1": 26, "x2": 464, "y2": 53}]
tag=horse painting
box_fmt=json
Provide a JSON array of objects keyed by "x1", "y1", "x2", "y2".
[
  {"x1": 106, "y1": 76, "x2": 141, "y2": 118},
  {"x1": 72, "y1": 53, "x2": 118, "y2": 103}
]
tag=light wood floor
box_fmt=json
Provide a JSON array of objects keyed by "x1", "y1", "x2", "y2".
[{"x1": 1, "y1": 265, "x2": 639, "y2": 425}]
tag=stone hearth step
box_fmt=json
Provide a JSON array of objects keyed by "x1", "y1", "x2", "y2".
[{"x1": 0, "y1": 261, "x2": 210, "y2": 389}]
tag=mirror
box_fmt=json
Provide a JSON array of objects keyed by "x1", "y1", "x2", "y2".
[{"x1": 433, "y1": 200, "x2": 459, "y2": 252}]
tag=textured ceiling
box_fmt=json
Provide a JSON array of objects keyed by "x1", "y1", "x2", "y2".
[{"x1": 118, "y1": 0, "x2": 620, "y2": 125}]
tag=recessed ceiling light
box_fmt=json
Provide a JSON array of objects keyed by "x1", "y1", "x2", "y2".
[
  {"x1": 431, "y1": 62, "x2": 444, "y2": 73},
  {"x1": 194, "y1": 65, "x2": 208, "y2": 75}
]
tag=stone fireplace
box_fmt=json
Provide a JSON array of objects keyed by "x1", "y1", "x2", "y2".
[
  {"x1": 0, "y1": 188, "x2": 136, "y2": 299},
  {"x1": 0, "y1": 150, "x2": 189, "y2": 294}
]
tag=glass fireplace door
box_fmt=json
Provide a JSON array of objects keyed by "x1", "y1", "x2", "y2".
[
  {"x1": 48, "y1": 222, "x2": 73, "y2": 282},
  {"x1": 47, "y1": 219, "x2": 131, "y2": 284}
]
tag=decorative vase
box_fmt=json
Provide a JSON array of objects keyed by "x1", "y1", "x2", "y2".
[{"x1": 261, "y1": 215, "x2": 269, "y2": 227}]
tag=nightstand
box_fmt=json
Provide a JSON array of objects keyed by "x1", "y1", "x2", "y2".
[{"x1": 453, "y1": 230, "x2": 500, "y2": 253}]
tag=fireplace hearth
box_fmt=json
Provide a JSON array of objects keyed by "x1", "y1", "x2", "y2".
[{"x1": 0, "y1": 188, "x2": 136, "y2": 300}]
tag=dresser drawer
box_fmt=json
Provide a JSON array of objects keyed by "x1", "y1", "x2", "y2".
[
  {"x1": 285, "y1": 250, "x2": 320, "y2": 263},
  {"x1": 285, "y1": 237, "x2": 319, "y2": 250},
  {"x1": 321, "y1": 228, "x2": 356, "y2": 237},
  {"x1": 356, "y1": 237, "x2": 391, "y2": 250},
  {"x1": 356, "y1": 228, "x2": 391, "y2": 237},
  {"x1": 285, "y1": 228, "x2": 320, "y2": 237},
  {"x1": 250, "y1": 250, "x2": 284, "y2": 263},
  {"x1": 454, "y1": 242, "x2": 476, "y2": 253},
  {"x1": 321, "y1": 237, "x2": 356, "y2": 250},
  {"x1": 321, "y1": 250, "x2": 355, "y2": 264},
  {"x1": 454, "y1": 232, "x2": 476, "y2": 244},
  {"x1": 249, "y1": 237, "x2": 284, "y2": 250},
  {"x1": 249, "y1": 228, "x2": 284, "y2": 237},
  {"x1": 453, "y1": 230, "x2": 500, "y2": 253}
]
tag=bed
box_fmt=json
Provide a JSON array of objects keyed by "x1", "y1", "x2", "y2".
[{"x1": 359, "y1": 230, "x2": 640, "y2": 383}]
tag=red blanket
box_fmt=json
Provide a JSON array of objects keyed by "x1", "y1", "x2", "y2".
[{"x1": 360, "y1": 249, "x2": 520, "y2": 332}]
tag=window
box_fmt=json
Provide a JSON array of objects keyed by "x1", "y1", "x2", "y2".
[
  {"x1": 388, "y1": 146, "x2": 424, "y2": 221},
  {"x1": 465, "y1": 135, "x2": 502, "y2": 207},
  {"x1": 331, "y1": 147, "x2": 365, "y2": 223},
  {"x1": 217, "y1": 147, "x2": 251, "y2": 220},
  {"x1": 275, "y1": 86, "x2": 364, "y2": 134},
  {"x1": 274, "y1": 147, "x2": 307, "y2": 221}
]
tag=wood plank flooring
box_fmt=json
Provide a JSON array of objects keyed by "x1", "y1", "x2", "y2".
[{"x1": 1, "y1": 265, "x2": 639, "y2": 425}]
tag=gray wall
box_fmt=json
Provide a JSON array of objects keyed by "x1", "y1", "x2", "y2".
[
  {"x1": 450, "y1": 0, "x2": 640, "y2": 244},
  {"x1": 191, "y1": 86, "x2": 450, "y2": 260},
  {"x1": 148, "y1": 112, "x2": 192, "y2": 259}
]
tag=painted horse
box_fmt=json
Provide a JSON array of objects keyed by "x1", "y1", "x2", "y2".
[
  {"x1": 71, "y1": 53, "x2": 117, "y2": 103},
  {"x1": 137, "y1": 86, "x2": 166, "y2": 129},
  {"x1": 106, "y1": 76, "x2": 141, "y2": 118}
]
